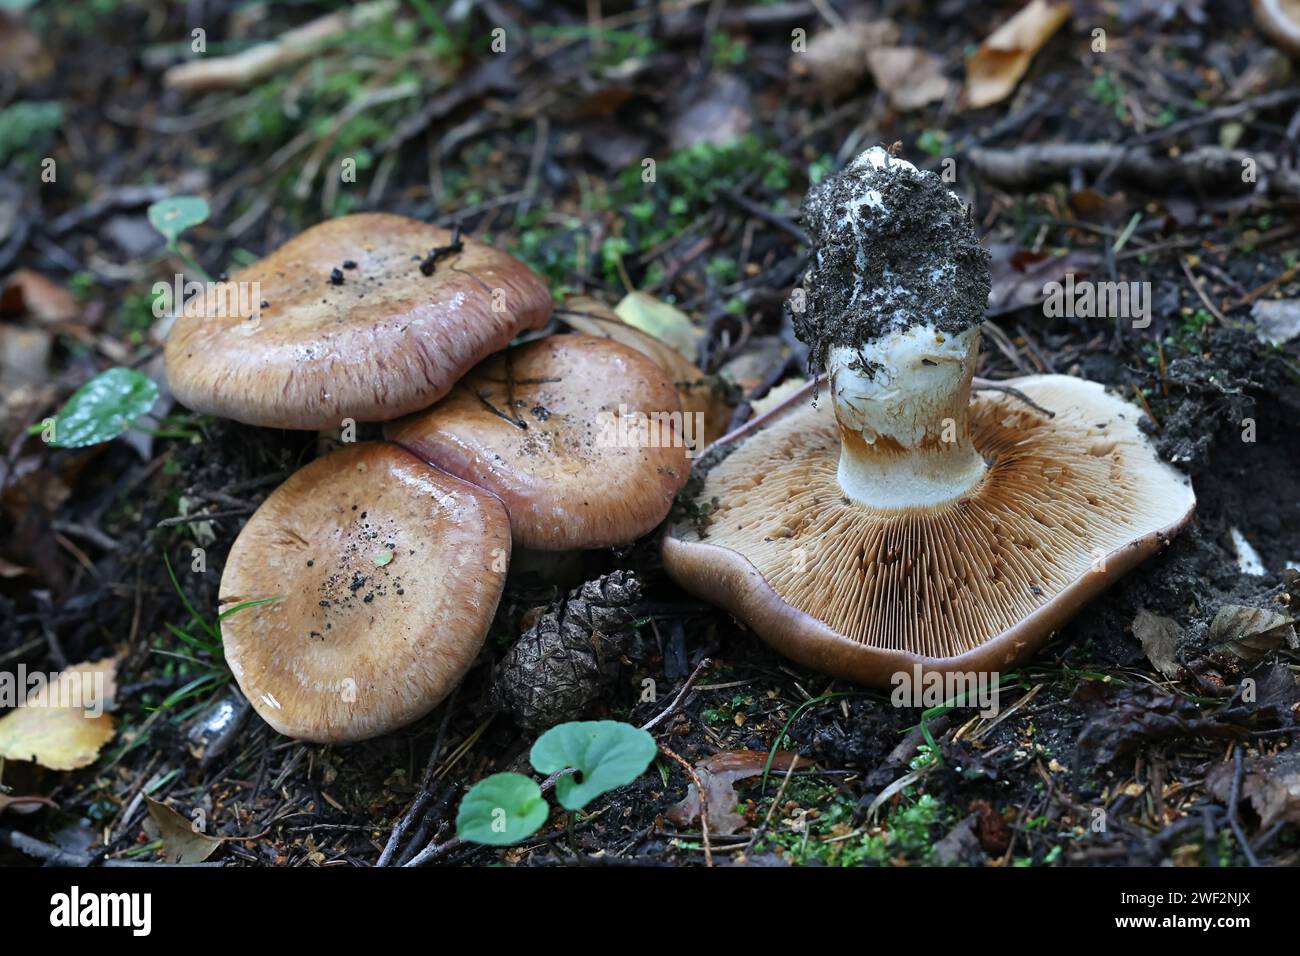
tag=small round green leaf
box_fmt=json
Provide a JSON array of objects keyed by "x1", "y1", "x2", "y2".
[
  {"x1": 48, "y1": 367, "x2": 159, "y2": 448},
  {"x1": 455, "y1": 772, "x2": 547, "y2": 846},
  {"x1": 530, "y1": 720, "x2": 656, "y2": 812},
  {"x1": 148, "y1": 196, "x2": 210, "y2": 245}
]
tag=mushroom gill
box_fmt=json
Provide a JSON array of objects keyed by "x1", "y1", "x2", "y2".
[{"x1": 674, "y1": 375, "x2": 1193, "y2": 661}]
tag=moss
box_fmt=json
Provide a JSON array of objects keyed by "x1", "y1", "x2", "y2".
[{"x1": 753, "y1": 779, "x2": 954, "y2": 866}]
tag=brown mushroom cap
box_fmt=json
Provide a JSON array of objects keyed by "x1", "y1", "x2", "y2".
[
  {"x1": 557, "y1": 295, "x2": 733, "y2": 449},
  {"x1": 1252, "y1": 0, "x2": 1300, "y2": 56},
  {"x1": 663, "y1": 375, "x2": 1196, "y2": 684},
  {"x1": 386, "y1": 334, "x2": 691, "y2": 550},
  {"x1": 164, "y1": 213, "x2": 552, "y2": 429},
  {"x1": 219, "y1": 442, "x2": 510, "y2": 742}
]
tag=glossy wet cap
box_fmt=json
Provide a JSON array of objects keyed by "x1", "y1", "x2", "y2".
[
  {"x1": 219, "y1": 442, "x2": 510, "y2": 742},
  {"x1": 165, "y1": 213, "x2": 552, "y2": 429},
  {"x1": 386, "y1": 334, "x2": 691, "y2": 550}
]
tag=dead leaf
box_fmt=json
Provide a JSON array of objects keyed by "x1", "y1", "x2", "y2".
[
  {"x1": 1206, "y1": 748, "x2": 1300, "y2": 829},
  {"x1": 613, "y1": 291, "x2": 703, "y2": 362},
  {"x1": 965, "y1": 0, "x2": 1072, "y2": 109},
  {"x1": 1132, "y1": 609, "x2": 1188, "y2": 680},
  {"x1": 866, "y1": 47, "x2": 953, "y2": 111},
  {"x1": 0, "y1": 269, "x2": 79, "y2": 323},
  {"x1": 669, "y1": 73, "x2": 751, "y2": 150},
  {"x1": 933, "y1": 813, "x2": 983, "y2": 865},
  {"x1": 0, "y1": 324, "x2": 52, "y2": 387},
  {"x1": 667, "y1": 749, "x2": 806, "y2": 835},
  {"x1": 986, "y1": 246, "x2": 1103, "y2": 315},
  {"x1": 799, "y1": 19, "x2": 899, "y2": 94},
  {"x1": 0, "y1": 656, "x2": 119, "y2": 770},
  {"x1": 1207, "y1": 604, "x2": 1298, "y2": 664},
  {"x1": 1075, "y1": 684, "x2": 1247, "y2": 767},
  {"x1": 144, "y1": 796, "x2": 222, "y2": 864}
]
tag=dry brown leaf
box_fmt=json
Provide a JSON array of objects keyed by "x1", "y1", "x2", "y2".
[
  {"x1": 144, "y1": 796, "x2": 224, "y2": 864},
  {"x1": 1207, "y1": 604, "x2": 1298, "y2": 663},
  {"x1": 1132, "y1": 609, "x2": 1187, "y2": 680},
  {"x1": 800, "y1": 19, "x2": 900, "y2": 94},
  {"x1": 866, "y1": 47, "x2": 953, "y2": 111},
  {"x1": 965, "y1": 0, "x2": 1072, "y2": 109},
  {"x1": 1206, "y1": 748, "x2": 1300, "y2": 829},
  {"x1": 667, "y1": 749, "x2": 806, "y2": 835},
  {"x1": 0, "y1": 656, "x2": 119, "y2": 770},
  {"x1": 0, "y1": 269, "x2": 79, "y2": 324}
]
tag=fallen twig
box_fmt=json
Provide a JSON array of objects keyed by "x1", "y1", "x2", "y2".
[{"x1": 164, "y1": 1, "x2": 398, "y2": 92}]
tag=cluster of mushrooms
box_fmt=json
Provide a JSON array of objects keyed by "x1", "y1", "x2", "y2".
[
  {"x1": 166, "y1": 213, "x2": 700, "y2": 742},
  {"x1": 167, "y1": 148, "x2": 1196, "y2": 745}
]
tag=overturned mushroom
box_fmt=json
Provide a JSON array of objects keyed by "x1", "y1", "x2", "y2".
[
  {"x1": 219, "y1": 442, "x2": 510, "y2": 742},
  {"x1": 165, "y1": 213, "x2": 551, "y2": 429},
  {"x1": 662, "y1": 148, "x2": 1196, "y2": 685},
  {"x1": 386, "y1": 334, "x2": 691, "y2": 550}
]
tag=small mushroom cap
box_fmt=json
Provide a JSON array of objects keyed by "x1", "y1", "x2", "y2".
[
  {"x1": 663, "y1": 375, "x2": 1196, "y2": 684},
  {"x1": 558, "y1": 295, "x2": 732, "y2": 449},
  {"x1": 219, "y1": 442, "x2": 510, "y2": 743},
  {"x1": 164, "y1": 213, "x2": 552, "y2": 429},
  {"x1": 386, "y1": 334, "x2": 691, "y2": 550}
]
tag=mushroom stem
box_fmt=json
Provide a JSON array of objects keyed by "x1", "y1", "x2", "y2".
[{"x1": 828, "y1": 323, "x2": 986, "y2": 509}]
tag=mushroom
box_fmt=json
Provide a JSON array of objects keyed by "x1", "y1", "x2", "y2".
[
  {"x1": 556, "y1": 294, "x2": 734, "y2": 450},
  {"x1": 164, "y1": 212, "x2": 552, "y2": 429},
  {"x1": 1252, "y1": 0, "x2": 1300, "y2": 56},
  {"x1": 386, "y1": 334, "x2": 691, "y2": 550},
  {"x1": 661, "y1": 148, "x2": 1196, "y2": 685},
  {"x1": 218, "y1": 442, "x2": 510, "y2": 742}
]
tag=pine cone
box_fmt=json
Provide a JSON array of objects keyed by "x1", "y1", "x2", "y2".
[{"x1": 490, "y1": 571, "x2": 643, "y2": 731}]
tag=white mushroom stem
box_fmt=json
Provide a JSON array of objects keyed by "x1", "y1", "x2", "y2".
[{"x1": 828, "y1": 323, "x2": 986, "y2": 509}]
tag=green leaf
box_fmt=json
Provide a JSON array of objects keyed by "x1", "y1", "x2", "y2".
[
  {"x1": 529, "y1": 720, "x2": 656, "y2": 811},
  {"x1": 0, "y1": 100, "x2": 61, "y2": 164},
  {"x1": 455, "y1": 773, "x2": 547, "y2": 846},
  {"x1": 48, "y1": 367, "x2": 159, "y2": 448},
  {"x1": 148, "y1": 196, "x2": 210, "y2": 246}
]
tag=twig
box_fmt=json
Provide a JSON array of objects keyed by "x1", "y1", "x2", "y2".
[
  {"x1": 640, "y1": 657, "x2": 713, "y2": 732},
  {"x1": 971, "y1": 379, "x2": 1056, "y2": 418},
  {"x1": 1179, "y1": 256, "x2": 1226, "y2": 325},
  {"x1": 164, "y1": 1, "x2": 398, "y2": 92},
  {"x1": 377, "y1": 689, "x2": 460, "y2": 866},
  {"x1": 658, "y1": 743, "x2": 712, "y2": 867},
  {"x1": 1227, "y1": 746, "x2": 1260, "y2": 867},
  {"x1": 155, "y1": 509, "x2": 254, "y2": 527}
]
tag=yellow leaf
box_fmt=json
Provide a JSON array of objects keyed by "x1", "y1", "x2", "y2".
[
  {"x1": 613, "y1": 291, "x2": 702, "y2": 360},
  {"x1": 0, "y1": 657, "x2": 119, "y2": 770},
  {"x1": 965, "y1": 1, "x2": 1071, "y2": 110}
]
